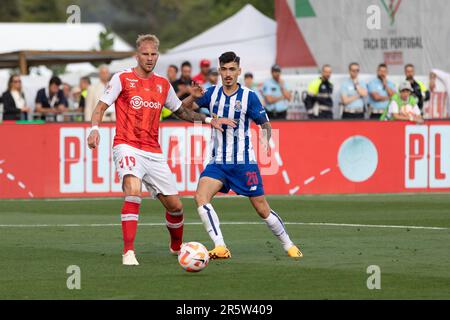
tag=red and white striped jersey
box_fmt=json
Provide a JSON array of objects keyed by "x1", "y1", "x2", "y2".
[{"x1": 101, "y1": 68, "x2": 182, "y2": 153}]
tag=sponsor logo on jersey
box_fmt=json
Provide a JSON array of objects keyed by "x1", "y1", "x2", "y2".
[
  {"x1": 126, "y1": 78, "x2": 139, "y2": 89},
  {"x1": 130, "y1": 96, "x2": 162, "y2": 110}
]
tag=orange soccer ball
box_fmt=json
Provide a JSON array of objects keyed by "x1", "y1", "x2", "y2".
[{"x1": 178, "y1": 242, "x2": 209, "y2": 272}]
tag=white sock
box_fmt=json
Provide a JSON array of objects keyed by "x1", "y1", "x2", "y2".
[
  {"x1": 264, "y1": 210, "x2": 294, "y2": 252},
  {"x1": 197, "y1": 204, "x2": 226, "y2": 248}
]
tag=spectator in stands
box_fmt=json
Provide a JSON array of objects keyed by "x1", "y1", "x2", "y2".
[
  {"x1": 203, "y1": 68, "x2": 219, "y2": 89},
  {"x1": 340, "y1": 62, "x2": 368, "y2": 119},
  {"x1": 167, "y1": 64, "x2": 178, "y2": 83},
  {"x1": 79, "y1": 76, "x2": 91, "y2": 110},
  {"x1": 304, "y1": 65, "x2": 334, "y2": 119},
  {"x1": 63, "y1": 83, "x2": 76, "y2": 109},
  {"x1": 162, "y1": 66, "x2": 181, "y2": 120},
  {"x1": 192, "y1": 59, "x2": 211, "y2": 85},
  {"x1": 172, "y1": 61, "x2": 192, "y2": 100},
  {"x1": 85, "y1": 65, "x2": 115, "y2": 122},
  {"x1": 35, "y1": 76, "x2": 68, "y2": 119},
  {"x1": 405, "y1": 64, "x2": 429, "y2": 111},
  {"x1": 368, "y1": 63, "x2": 396, "y2": 119},
  {"x1": 1, "y1": 74, "x2": 31, "y2": 120},
  {"x1": 262, "y1": 64, "x2": 291, "y2": 120},
  {"x1": 70, "y1": 86, "x2": 81, "y2": 109},
  {"x1": 380, "y1": 81, "x2": 423, "y2": 124},
  {"x1": 429, "y1": 72, "x2": 437, "y2": 93},
  {"x1": 244, "y1": 72, "x2": 265, "y2": 106}
]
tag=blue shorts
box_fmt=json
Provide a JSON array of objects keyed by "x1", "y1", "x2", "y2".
[{"x1": 200, "y1": 163, "x2": 265, "y2": 197}]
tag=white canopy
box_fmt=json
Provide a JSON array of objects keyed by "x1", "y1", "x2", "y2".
[
  {"x1": 111, "y1": 4, "x2": 276, "y2": 79},
  {"x1": 0, "y1": 23, "x2": 133, "y2": 75},
  {"x1": 0, "y1": 23, "x2": 132, "y2": 53}
]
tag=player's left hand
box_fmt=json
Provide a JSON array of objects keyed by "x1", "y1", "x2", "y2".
[
  {"x1": 259, "y1": 136, "x2": 272, "y2": 157},
  {"x1": 189, "y1": 82, "x2": 206, "y2": 98},
  {"x1": 210, "y1": 118, "x2": 237, "y2": 132}
]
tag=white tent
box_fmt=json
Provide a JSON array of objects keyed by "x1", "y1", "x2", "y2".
[
  {"x1": 111, "y1": 4, "x2": 276, "y2": 79},
  {"x1": 0, "y1": 23, "x2": 133, "y2": 106},
  {"x1": 0, "y1": 23, "x2": 132, "y2": 53},
  {"x1": 0, "y1": 23, "x2": 133, "y2": 75}
]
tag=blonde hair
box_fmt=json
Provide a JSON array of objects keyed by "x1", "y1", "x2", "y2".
[{"x1": 136, "y1": 34, "x2": 160, "y2": 49}]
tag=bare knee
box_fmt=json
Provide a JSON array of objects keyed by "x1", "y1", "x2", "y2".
[
  {"x1": 194, "y1": 192, "x2": 210, "y2": 207},
  {"x1": 251, "y1": 197, "x2": 271, "y2": 219},
  {"x1": 167, "y1": 200, "x2": 183, "y2": 213},
  {"x1": 122, "y1": 176, "x2": 142, "y2": 197},
  {"x1": 159, "y1": 195, "x2": 183, "y2": 213}
]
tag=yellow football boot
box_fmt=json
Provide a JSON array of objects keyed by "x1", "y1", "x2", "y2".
[
  {"x1": 287, "y1": 245, "x2": 303, "y2": 258},
  {"x1": 208, "y1": 246, "x2": 231, "y2": 260}
]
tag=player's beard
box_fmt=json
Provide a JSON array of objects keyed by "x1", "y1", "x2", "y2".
[
  {"x1": 143, "y1": 63, "x2": 155, "y2": 74},
  {"x1": 137, "y1": 59, "x2": 156, "y2": 75},
  {"x1": 223, "y1": 77, "x2": 236, "y2": 89}
]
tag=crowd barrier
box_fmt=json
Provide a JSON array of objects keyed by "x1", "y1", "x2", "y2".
[{"x1": 0, "y1": 120, "x2": 449, "y2": 199}]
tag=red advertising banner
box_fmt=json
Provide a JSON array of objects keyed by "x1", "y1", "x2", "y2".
[{"x1": 1, "y1": 121, "x2": 449, "y2": 199}]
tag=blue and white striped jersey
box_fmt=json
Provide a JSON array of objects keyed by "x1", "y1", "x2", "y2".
[{"x1": 196, "y1": 84, "x2": 270, "y2": 164}]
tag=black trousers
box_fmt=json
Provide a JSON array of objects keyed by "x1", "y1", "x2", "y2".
[
  {"x1": 267, "y1": 110, "x2": 287, "y2": 120},
  {"x1": 309, "y1": 111, "x2": 333, "y2": 120},
  {"x1": 342, "y1": 112, "x2": 365, "y2": 119},
  {"x1": 369, "y1": 113, "x2": 382, "y2": 120}
]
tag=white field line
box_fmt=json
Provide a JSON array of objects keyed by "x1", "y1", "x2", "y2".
[
  {"x1": 0, "y1": 221, "x2": 447, "y2": 231},
  {"x1": 2, "y1": 192, "x2": 450, "y2": 202}
]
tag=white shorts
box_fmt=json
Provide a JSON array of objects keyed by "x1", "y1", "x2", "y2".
[{"x1": 112, "y1": 144, "x2": 178, "y2": 199}]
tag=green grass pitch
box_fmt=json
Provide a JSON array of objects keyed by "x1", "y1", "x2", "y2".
[{"x1": 0, "y1": 194, "x2": 449, "y2": 300}]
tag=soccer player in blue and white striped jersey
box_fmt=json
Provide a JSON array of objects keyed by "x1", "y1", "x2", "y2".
[{"x1": 194, "y1": 52, "x2": 303, "y2": 259}]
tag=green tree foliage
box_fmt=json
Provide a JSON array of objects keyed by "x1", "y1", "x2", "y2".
[
  {"x1": 0, "y1": 0, "x2": 21, "y2": 22},
  {"x1": 19, "y1": 0, "x2": 66, "y2": 22},
  {"x1": 86, "y1": 0, "x2": 274, "y2": 50},
  {"x1": 1, "y1": 0, "x2": 275, "y2": 51},
  {"x1": 99, "y1": 29, "x2": 115, "y2": 50}
]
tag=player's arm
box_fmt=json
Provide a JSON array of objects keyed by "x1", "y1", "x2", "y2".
[
  {"x1": 174, "y1": 102, "x2": 236, "y2": 132},
  {"x1": 87, "y1": 101, "x2": 110, "y2": 149},
  {"x1": 248, "y1": 91, "x2": 272, "y2": 156},
  {"x1": 170, "y1": 83, "x2": 236, "y2": 132},
  {"x1": 260, "y1": 121, "x2": 272, "y2": 156},
  {"x1": 87, "y1": 73, "x2": 121, "y2": 149}
]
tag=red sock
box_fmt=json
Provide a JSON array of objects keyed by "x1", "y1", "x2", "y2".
[
  {"x1": 166, "y1": 211, "x2": 184, "y2": 251},
  {"x1": 121, "y1": 196, "x2": 141, "y2": 253}
]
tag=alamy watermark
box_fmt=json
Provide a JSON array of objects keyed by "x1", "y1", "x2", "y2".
[
  {"x1": 66, "y1": 5, "x2": 81, "y2": 24},
  {"x1": 366, "y1": 5, "x2": 381, "y2": 30},
  {"x1": 66, "y1": 265, "x2": 81, "y2": 290},
  {"x1": 366, "y1": 265, "x2": 381, "y2": 290}
]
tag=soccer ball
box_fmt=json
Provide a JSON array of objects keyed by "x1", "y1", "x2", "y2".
[{"x1": 178, "y1": 242, "x2": 209, "y2": 272}]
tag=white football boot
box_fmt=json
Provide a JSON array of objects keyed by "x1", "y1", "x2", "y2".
[{"x1": 122, "y1": 250, "x2": 139, "y2": 266}]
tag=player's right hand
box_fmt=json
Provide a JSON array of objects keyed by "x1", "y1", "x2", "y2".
[{"x1": 87, "y1": 130, "x2": 100, "y2": 149}]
